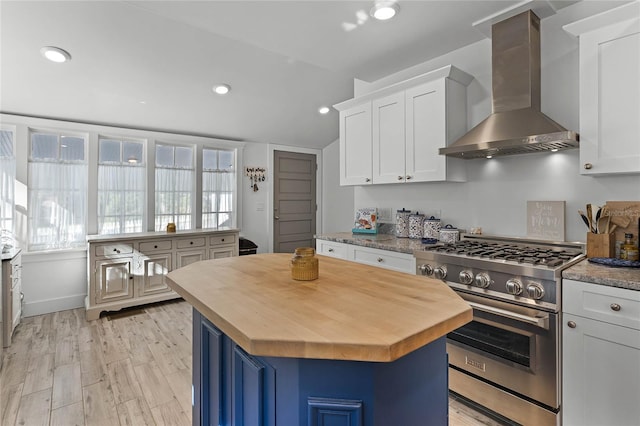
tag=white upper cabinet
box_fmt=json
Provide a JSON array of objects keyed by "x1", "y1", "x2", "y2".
[
  {"x1": 564, "y1": 2, "x2": 640, "y2": 175},
  {"x1": 335, "y1": 65, "x2": 472, "y2": 186},
  {"x1": 339, "y1": 102, "x2": 373, "y2": 185}
]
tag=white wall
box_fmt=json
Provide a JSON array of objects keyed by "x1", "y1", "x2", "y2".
[
  {"x1": 337, "y1": 2, "x2": 640, "y2": 243},
  {"x1": 322, "y1": 139, "x2": 354, "y2": 233}
]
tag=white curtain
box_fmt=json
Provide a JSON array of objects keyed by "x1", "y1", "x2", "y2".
[
  {"x1": 98, "y1": 164, "x2": 145, "y2": 234},
  {"x1": 28, "y1": 162, "x2": 87, "y2": 250},
  {"x1": 0, "y1": 156, "x2": 15, "y2": 235},
  {"x1": 202, "y1": 170, "x2": 235, "y2": 229},
  {"x1": 155, "y1": 168, "x2": 194, "y2": 231}
]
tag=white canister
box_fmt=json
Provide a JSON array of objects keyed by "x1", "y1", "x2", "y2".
[
  {"x1": 439, "y1": 224, "x2": 460, "y2": 244},
  {"x1": 422, "y1": 216, "x2": 441, "y2": 240},
  {"x1": 409, "y1": 212, "x2": 425, "y2": 239},
  {"x1": 395, "y1": 208, "x2": 412, "y2": 238}
]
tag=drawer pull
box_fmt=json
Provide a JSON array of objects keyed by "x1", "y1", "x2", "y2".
[
  {"x1": 222, "y1": 238, "x2": 225, "y2": 242},
  {"x1": 567, "y1": 321, "x2": 577, "y2": 329},
  {"x1": 154, "y1": 245, "x2": 158, "y2": 249},
  {"x1": 377, "y1": 257, "x2": 384, "y2": 263},
  {"x1": 328, "y1": 248, "x2": 334, "y2": 253},
  {"x1": 190, "y1": 241, "x2": 194, "y2": 245},
  {"x1": 610, "y1": 303, "x2": 621, "y2": 312}
]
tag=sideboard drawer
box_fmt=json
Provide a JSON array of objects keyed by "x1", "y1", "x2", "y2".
[
  {"x1": 210, "y1": 234, "x2": 237, "y2": 246},
  {"x1": 177, "y1": 237, "x2": 206, "y2": 249},
  {"x1": 139, "y1": 240, "x2": 173, "y2": 252},
  {"x1": 94, "y1": 243, "x2": 134, "y2": 257}
]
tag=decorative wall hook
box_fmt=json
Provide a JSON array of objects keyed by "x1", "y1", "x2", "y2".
[{"x1": 245, "y1": 167, "x2": 266, "y2": 192}]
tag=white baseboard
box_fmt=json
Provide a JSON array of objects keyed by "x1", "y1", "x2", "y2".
[{"x1": 22, "y1": 293, "x2": 86, "y2": 317}]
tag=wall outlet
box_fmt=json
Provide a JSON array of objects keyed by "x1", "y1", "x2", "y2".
[{"x1": 377, "y1": 207, "x2": 392, "y2": 222}]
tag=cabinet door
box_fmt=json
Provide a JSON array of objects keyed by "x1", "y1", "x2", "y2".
[
  {"x1": 140, "y1": 253, "x2": 172, "y2": 296},
  {"x1": 95, "y1": 258, "x2": 134, "y2": 304},
  {"x1": 176, "y1": 249, "x2": 206, "y2": 269},
  {"x1": 372, "y1": 92, "x2": 406, "y2": 184},
  {"x1": 578, "y1": 17, "x2": 640, "y2": 175},
  {"x1": 339, "y1": 102, "x2": 372, "y2": 186},
  {"x1": 562, "y1": 313, "x2": 640, "y2": 426},
  {"x1": 406, "y1": 80, "x2": 447, "y2": 182},
  {"x1": 209, "y1": 246, "x2": 236, "y2": 259}
]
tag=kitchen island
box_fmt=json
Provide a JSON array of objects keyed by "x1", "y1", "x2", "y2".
[{"x1": 167, "y1": 253, "x2": 471, "y2": 426}]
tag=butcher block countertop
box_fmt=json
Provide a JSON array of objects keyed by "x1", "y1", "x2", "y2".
[{"x1": 167, "y1": 253, "x2": 471, "y2": 362}]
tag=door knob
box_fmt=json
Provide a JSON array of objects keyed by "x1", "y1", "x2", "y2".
[
  {"x1": 584, "y1": 163, "x2": 593, "y2": 170},
  {"x1": 275, "y1": 216, "x2": 280, "y2": 220}
]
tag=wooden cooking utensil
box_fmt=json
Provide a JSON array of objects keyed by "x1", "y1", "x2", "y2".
[{"x1": 586, "y1": 204, "x2": 594, "y2": 233}]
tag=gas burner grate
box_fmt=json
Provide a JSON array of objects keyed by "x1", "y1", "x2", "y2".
[{"x1": 422, "y1": 239, "x2": 583, "y2": 268}]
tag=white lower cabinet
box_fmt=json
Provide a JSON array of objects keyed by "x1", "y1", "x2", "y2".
[
  {"x1": 87, "y1": 229, "x2": 239, "y2": 320},
  {"x1": 316, "y1": 239, "x2": 415, "y2": 274},
  {"x1": 562, "y1": 279, "x2": 640, "y2": 426}
]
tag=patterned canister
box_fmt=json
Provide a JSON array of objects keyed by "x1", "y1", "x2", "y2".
[
  {"x1": 439, "y1": 224, "x2": 460, "y2": 244},
  {"x1": 422, "y1": 216, "x2": 441, "y2": 240},
  {"x1": 395, "y1": 208, "x2": 412, "y2": 238},
  {"x1": 409, "y1": 212, "x2": 425, "y2": 239}
]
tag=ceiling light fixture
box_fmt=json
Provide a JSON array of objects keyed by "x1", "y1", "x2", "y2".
[
  {"x1": 318, "y1": 106, "x2": 330, "y2": 115},
  {"x1": 213, "y1": 84, "x2": 231, "y2": 95},
  {"x1": 551, "y1": 148, "x2": 559, "y2": 152},
  {"x1": 370, "y1": 1, "x2": 400, "y2": 21},
  {"x1": 486, "y1": 155, "x2": 493, "y2": 159},
  {"x1": 40, "y1": 46, "x2": 72, "y2": 63}
]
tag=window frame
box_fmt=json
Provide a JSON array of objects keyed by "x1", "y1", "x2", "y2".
[
  {"x1": 97, "y1": 135, "x2": 147, "y2": 235},
  {"x1": 27, "y1": 127, "x2": 89, "y2": 252},
  {"x1": 0, "y1": 125, "x2": 16, "y2": 241}
]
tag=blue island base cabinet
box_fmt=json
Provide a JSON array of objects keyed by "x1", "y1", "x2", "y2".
[{"x1": 193, "y1": 309, "x2": 449, "y2": 426}]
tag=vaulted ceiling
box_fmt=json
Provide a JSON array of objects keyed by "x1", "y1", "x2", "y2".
[{"x1": 2, "y1": 1, "x2": 585, "y2": 148}]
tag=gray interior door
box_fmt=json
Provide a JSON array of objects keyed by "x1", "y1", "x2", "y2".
[{"x1": 273, "y1": 150, "x2": 317, "y2": 253}]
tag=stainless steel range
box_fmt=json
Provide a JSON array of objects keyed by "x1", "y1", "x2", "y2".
[{"x1": 414, "y1": 234, "x2": 584, "y2": 426}]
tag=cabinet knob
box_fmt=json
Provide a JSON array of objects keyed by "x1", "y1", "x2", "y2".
[
  {"x1": 154, "y1": 245, "x2": 158, "y2": 249},
  {"x1": 328, "y1": 248, "x2": 334, "y2": 252},
  {"x1": 365, "y1": 178, "x2": 371, "y2": 182},
  {"x1": 221, "y1": 238, "x2": 225, "y2": 242},
  {"x1": 406, "y1": 175, "x2": 412, "y2": 180},
  {"x1": 190, "y1": 241, "x2": 194, "y2": 245},
  {"x1": 116, "y1": 249, "x2": 121, "y2": 254},
  {"x1": 377, "y1": 257, "x2": 384, "y2": 262},
  {"x1": 610, "y1": 303, "x2": 621, "y2": 312},
  {"x1": 398, "y1": 176, "x2": 404, "y2": 181},
  {"x1": 129, "y1": 276, "x2": 134, "y2": 280},
  {"x1": 583, "y1": 163, "x2": 593, "y2": 170},
  {"x1": 567, "y1": 321, "x2": 577, "y2": 328}
]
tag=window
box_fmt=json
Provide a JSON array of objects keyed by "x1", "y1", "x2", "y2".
[
  {"x1": 0, "y1": 129, "x2": 15, "y2": 238},
  {"x1": 28, "y1": 131, "x2": 87, "y2": 251},
  {"x1": 98, "y1": 137, "x2": 145, "y2": 234},
  {"x1": 155, "y1": 143, "x2": 194, "y2": 231},
  {"x1": 202, "y1": 148, "x2": 235, "y2": 229}
]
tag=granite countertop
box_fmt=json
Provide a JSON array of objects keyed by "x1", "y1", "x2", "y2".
[
  {"x1": 1, "y1": 247, "x2": 21, "y2": 261},
  {"x1": 563, "y1": 259, "x2": 640, "y2": 291},
  {"x1": 315, "y1": 232, "x2": 428, "y2": 254}
]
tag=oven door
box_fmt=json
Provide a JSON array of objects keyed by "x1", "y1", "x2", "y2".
[{"x1": 447, "y1": 291, "x2": 559, "y2": 410}]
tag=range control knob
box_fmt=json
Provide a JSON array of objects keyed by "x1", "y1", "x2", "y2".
[
  {"x1": 526, "y1": 283, "x2": 545, "y2": 300},
  {"x1": 505, "y1": 279, "x2": 523, "y2": 296},
  {"x1": 459, "y1": 270, "x2": 474, "y2": 285},
  {"x1": 419, "y1": 264, "x2": 434, "y2": 276},
  {"x1": 433, "y1": 266, "x2": 447, "y2": 280},
  {"x1": 474, "y1": 273, "x2": 491, "y2": 289}
]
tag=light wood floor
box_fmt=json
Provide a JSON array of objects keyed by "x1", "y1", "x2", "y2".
[{"x1": 0, "y1": 299, "x2": 506, "y2": 426}]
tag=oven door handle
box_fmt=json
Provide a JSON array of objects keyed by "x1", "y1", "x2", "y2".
[{"x1": 467, "y1": 301, "x2": 549, "y2": 329}]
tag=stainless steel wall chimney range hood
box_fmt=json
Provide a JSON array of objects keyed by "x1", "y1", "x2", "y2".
[{"x1": 439, "y1": 10, "x2": 578, "y2": 159}]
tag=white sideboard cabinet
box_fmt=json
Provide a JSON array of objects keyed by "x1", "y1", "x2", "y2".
[
  {"x1": 334, "y1": 65, "x2": 472, "y2": 186},
  {"x1": 86, "y1": 229, "x2": 239, "y2": 320},
  {"x1": 564, "y1": 2, "x2": 640, "y2": 175},
  {"x1": 562, "y1": 279, "x2": 640, "y2": 426}
]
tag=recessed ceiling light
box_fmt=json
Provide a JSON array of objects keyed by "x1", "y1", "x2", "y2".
[
  {"x1": 551, "y1": 148, "x2": 559, "y2": 152},
  {"x1": 40, "y1": 46, "x2": 72, "y2": 63},
  {"x1": 370, "y1": 1, "x2": 400, "y2": 20},
  {"x1": 318, "y1": 106, "x2": 330, "y2": 115},
  {"x1": 213, "y1": 84, "x2": 231, "y2": 95},
  {"x1": 486, "y1": 155, "x2": 493, "y2": 159}
]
